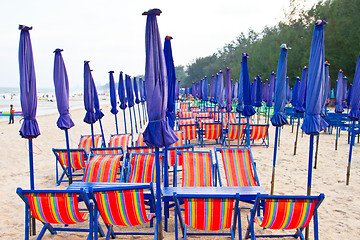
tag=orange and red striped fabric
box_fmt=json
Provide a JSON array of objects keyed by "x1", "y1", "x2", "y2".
[
  {"x1": 195, "y1": 112, "x2": 210, "y2": 119},
  {"x1": 203, "y1": 123, "x2": 221, "y2": 140},
  {"x1": 227, "y1": 124, "x2": 246, "y2": 140},
  {"x1": 198, "y1": 119, "x2": 214, "y2": 129},
  {"x1": 78, "y1": 135, "x2": 101, "y2": 152},
  {"x1": 179, "y1": 111, "x2": 192, "y2": 119},
  {"x1": 179, "y1": 119, "x2": 196, "y2": 125},
  {"x1": 180, "y1": 125, "x2": 197, "y2": 141},
  {"x1": 24, "y1": 192, "x2": 89, "y2": 224},
  {"x1": 255, "y1": 199, "x2": 317, "y2": 230},
  {"x1": 94, "y1": 189, "x2": 153, "y2": 227},
  {"x1": 91, "y1": 148, "x2": 122, "y2": 155},
  {"x1": 54, "y1": 150, "x2": 86, "y2": 170},
  {"x1": 250, "y1": 125, "x2": 268, "y2": 140},
  {"x1": 109, "y1": 134, "x2": 131, "y2": 150},
  {"x1": 181, "y1": 151, "x2": 213, "y2": 187},
  {"x1": 168, "y1": 146, "x2": 193, "y2": 167},
  {"x1": 170, "y1": 131, "x2": 184, "y2": 147},
  {"x1": 183, "y1": 198, "x2": 234, "y2": 231},
  {"x1": 180, "y1": 103, "x2": 190, "y2": 111},
  {"x1": 222, "y1": 118, "x2": 236, "y2": 129},
  {"x1": 83, "y1": 155, "x2": 122, "y2": 182},
  {"x1": 128, "y1": 154, "x2": 156, "y2": 183},
  {"x1": 136, "y1": 133, "x2": 146, "y2": 147},
  {"x1": 220, "y1": 148, "x2": 258, "y2": 187}
]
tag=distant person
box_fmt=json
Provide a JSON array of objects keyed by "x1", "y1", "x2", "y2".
[{"x1": 9, "y1": 105, "x2": 14, "y2": 124}]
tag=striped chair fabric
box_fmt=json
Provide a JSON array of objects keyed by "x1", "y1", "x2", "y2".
[
  {"x1": 179, "y1": 119, "x2": 196, "y2": 125},
  {"x1": 250, "y1": 125, "x2": 269, "y2": 140},
  {"x1": 180, "y1": 151, "x2": 213, "y2": 187},
  {"x1": 203, "y1": 123, "x2": 222, "y2": 140},
  {"x1": 180, "y1": 103, "x2": 190, "y2": 111},
  {"x1": 198, "y1": 119, "x2": 214, "y2": 129},
  {"x1": 128, "y1": 154, "x2": 156, "y2": 183},
  {"x1": 219, "y1": 148, "x2": 258, "y2": 187},
  {"x1": 53, "y1": 149, "x2": 87, "y2": 170},
  {"x1": 195, "y1": 112, "x2": 210, "y2": 119},
  {"x1": 179, "y1": 111, "x2": 192, "y2": 119},
  {"x1": 24, "y1": 192, "x2": 89, "y2": 224},
  {"x1": 78, "y1": 135, "x2": 101, "y2": 152},
  {"x1": 227, "y1": 123, "x2": 246, "y2": 140},
  {"x1": 167, "y1": 146, "x2": 194, "y2": 167},
  {"x1": 190, "y1": 106, "x2": 200, "y2": 112},
  {"x1": 83, "y1": 154, "x2": 122, "y2": 182},
  {"x1": 170, "y1": 130, "x2": 184, "y2": 147},
  {"x1": 109, "y1": 134, "x2": 131, "y2": 150},
  {"x1": 128, "y1": 146, "x2": 155, "y2": 154},
  {"x1": 93, "y1": 189, "x2": 154, "y2": 227},
  {"x1": 91, "y1": 147, "x2": 123, "y2": 155},
  {"x1": 136, "y1": 133, "x2": 146, "y2": 147},
  {"x1": 224, "y1": 112, "x2": 238, "y2": 119},
  {"x1": 222, "y1": 117, "x2": 237, "y2": 129},
  {"x1": 180, "y1": 124, "x2": 198, "y2": 141},
  {"x1": 183, "y1": 197, "x2": 234, "y2": 231}
]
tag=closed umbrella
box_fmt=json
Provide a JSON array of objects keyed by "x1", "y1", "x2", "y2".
[
  {"x1": 290, "y1": 77, "x2": 300, "y2": 132},
  {"x1": 334, "y1": 70, "x2": 344, "y2": 150},
  {"x1": 342, "y1": 76, "x2": 348, "y2": 108},
  {"x1": 142, "y1": 9, "x2": 178, "y2": 239},
  {"x1": 109, "y1": 71, "x2": 119, "y2": 134},
  {"x1": 203, "y1": 77, "x2": 208, "y2": 102},
  {"x1": 347, "y1": 54, "x2": 360, "y2": 185},
  {"x1": 83, "y1": 61, "x2": 97, "y2": 146},
  {"x1": 266, "y1": 72, "x2": 275, "y2": 123},
  {"x1": 210, "y1": 75, "x2": 215, "y2": 103},
  {"x1": 347, "y1": 84, "x2": 352, "y2": 109},
  {"x1": 175, "y1": 80, "x2": 180, "y2": 100},
  {"x1": 53, "y1": 48, "x2": 75, "y2": 183},
  {"x1": 213, "y1": 74, "x2": 219, "y2": 104},
  {"x1": 270, "y1": 44, "x2": 290, "y2": 194},
  {"x1": 133, "y1": 77, "x2": 143, "y2": 128},
  {"x1": 139, "y1": 77, "x2": 147, "y2": 125},
  {"x1": 118, "y1": 72, "x2": 128, "y2": 134},
  {"x1": 217, "y1": 71, "x2": 225, "y2": 109},
  {"x1": 93, "y1": 74, "x2": 106, "y2": 147},
  {"x1": 255, "y1": 75, "x2": 262, "y2": 107},
  {"x1": 164, "y1": 36, "x2": 176, "y2": 129},
  {"x1": 126, "y1": 75, "x2": 138, "y2": 134},
  {"x1": 225, "y1": 67, "x2": 232, "y2": 112}
]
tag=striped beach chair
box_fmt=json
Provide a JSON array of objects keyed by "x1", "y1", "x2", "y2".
[
  {"x1": 109, "y1": 133, "x2": 131, "y2": 150},
  {"x1": 52, "y1": 148, "x2": 88, "y2": 185},
  {"x1": 200, "y1": 122, "x2": 222, "y2": 147},
  {"x1": 227, "y1": 123, "x2": 246, "y2": 141},
  {"x1": 136, "y1": 133, "x2": 147, "y2": 147},
  {"x1": 179, "y1": 123, "x2": 198, "y2": 145},
  {"x1": 90, "y1": 147, "x2": 123, "y2": 155},
  {"x1": 180, "y1": 102, "x2": 190, "y2": 111},
  {"x1": 78, "y1": 135, "x2": 102, "y2": 153},
  {"x1": 90, "y1": 184, "x2": 156, "y2": 239},
  {"x1": 173, "y1": 193, "x2": 240, "y2": 240},
  {"x1": 125, "y1": 153, "x2": 157, "y2": 183},
  {"x1": 83, "y1": 154, "x2": 122, "y2": 182},
  {"x1": 250, "y1": 124, "x2": 269, "y2": 147},
  {"x1": 245, "y1": 193, "x2": 325, "y2": 240},
  {"x1": 17, "y1": 188, "x2": 98, "y2": 240},
  {"x1": 179, "y1": 111, "x2": 193, "y2": 119},
  {"x1": 195, "y1": 112, "x2": 210, "y2": 120}
]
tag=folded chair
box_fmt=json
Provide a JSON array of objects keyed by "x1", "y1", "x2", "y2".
[
  {"x1": 83, "y1": 154, "x2": 123, "y2": 182},
  {"x1": 250, "y1": 124, "x2": 269, "y2": 147},
  {"x1": 200, "y1": 122, "x2": 222, "y2": 147},
  {"x1": 17, "y1": 188, "x2": 99, "y2": 240},
  {"x1": 108, "y1": 133, "x2": 132, "y2": 150},
  {"x1": 245, "y1": 193, "x2": 325, "y2": 240},
  {"x1": 78, "y1": 135, "x2": 102, "y2": 153},
  {"x1": 89, "y1": 184, "x2": 156, "y2": 239},
  {"x1": 52, "y1": 148, "x2": 88, "y2": 185},
  {"x1": 173, "y1": 193, "x2": 240, "y2": 240}
]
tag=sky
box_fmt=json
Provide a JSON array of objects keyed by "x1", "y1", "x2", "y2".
[{"x1": 0, "y1": 0, "x2": 318, "y2": 89}]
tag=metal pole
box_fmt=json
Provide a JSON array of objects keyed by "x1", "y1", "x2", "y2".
[
  {"x1": 335, "y1": 113, "x2": 339, "y2": 150},
  {"x1": 237, "y1": 112, "x2": 241, "y2": 148},
  {"x1": 246, "y1": 117, "x2": 250, "y2": 147},
  {"x1": 132, "y1": 107, "x2": 138, "y2": 133},
  {"x1": 314, "y1": 135, "x2": 320, "y2": 169},
  {"x1": 114, "y1": 114, "x2": 119, "y2": 135},
  {"x1": 123, "y1": 109, "x2": 127, "y2": 134},
  {"x1": 346, "y1": 121, "x2": 356, "y2": 185},
  {"x1": 294, "y1": 115, "x2": 300, "y2": 155},
  {"x1": 137, "y1": 104, "x2": 143, "y2": 129},
  {"x1": 270, "y1": 127, "x2": 279, "y2": 195},
  {"x1": 305, "y1": 135, "x2": 315, "y2": 240},
  {"x1": 155, "y1": 147, "x2": 163, "y2": 240},
  {"x1": 90, "y1": 123, "x2": 95, "y2": 148},
  {"x1": 65, "y1": 129, "x2": 72, "y2": 184},
  {"x1": 28, "y1": 138, "x2": 35, "y2": 190},
  {"x1": 98, "y1": 119, "x2": 106, "y2": 147}
]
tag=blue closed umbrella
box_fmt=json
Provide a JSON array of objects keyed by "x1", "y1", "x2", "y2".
[
  {"x1": 139, "y1": 77, "x2": 147, "y2": 124},
  {"x1": 164, "y1": 35, "x2": 176, "y2": 129},
  {"x1": 53, "y1": 48, "x2": 75, "y2": 184},
  {"x1": 93, "y1": 75, "x2": 106, "y2": 147},
  {"x1": 286, "y1": 77, "x2": 290, "y2": 104},
  {"x1": 335, "y1": 70, "x2": 344, "y2": 113},
  {"x1": 291, "y1": 77, "x2": 300, "y2": 107},
  {"x1": 203, "y1": 77, "x2": 208, "y2": 102},
  {"x1": 295, "y1": 67, "x2": 308, "y2": 113},
  {"x1": 118, "y1": 72, "x2": 128, "y2": 134},
  {"x1": 266, "y1": 72, "x2": 275, "y2": 108},
  {"x1": 126, "y1": 75, "x2": 138, "y2": 133},
  {"x1": 175, "y1": 81, "x2": 180, "y2": 101},
  {"x1": 255, "y1": 75, "x2": 262, "y2": 107},
  {"x1": 225, "y1": 67, "x2": 232, "y2": 112},
  {"x1": 133, "y1": 77, "x2": 143, "y2": 129},
  {"x1": 109, "y1": 71, "x2": 119, "y2": 134},
  {"x1": 217, "y1": 71, "x2": 225, "y2": 109},
  {"x1": 270, "y1": 44, "x2": 290, "y2": 194},
  {"x1": 301, "y1": 20, "x2": 329, "y2": 196},
  {"x1": 210, "y1": 75, "x2": 215, "y2": 103},
  {"x1": 142, "y1": 9, "x2": 178, "y2": 238},
  {"x1": 342, "y1": 76, "x2": 348, "y2": 108},
  {"x1": 347, "y1": 84, "x2": 352, "y2": 108},
  {"x1": 236, "y1": 65, "x2": 244, "y2": 113},
  {"x1": 213, "y1": 74, "x2": 219, "y2": 104}
]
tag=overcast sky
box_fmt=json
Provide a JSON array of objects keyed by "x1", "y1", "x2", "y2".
[{"x1": 0, "y1": 0, "x2": 318, "y2": 89}]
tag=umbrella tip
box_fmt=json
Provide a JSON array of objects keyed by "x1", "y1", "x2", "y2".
[
  {"x1": 109, "y1": 71, "x2": 114, "y2": 73},
  {"x1": 19, "y1": 25, "x2": 32, "y2": 31},
  {"x1": 53, "y1": 48, "x2": 63, "y2": 53},
  {"x1": 340, "y1": 69, "x2": 343, "y2": 73},
  {"x1": 142, "y1": 8, "x2": 162, "y2": 16},
  {"x1": 166, "y1": 35, "x2": 173, "y2": 40},
  {"x1": 325, "y1": 61, "x2": 330, "y2": 66},
  {"x1": 84, "y1": 60, "x2": 90, "y2": 64},
  {"x1": 315, "y1": 20, "x2": 327, "y2": 26},
  {"x1": 242, "y1": 53, "x2": 249, "y2": 58},
  {"x1": 280, "y1": 43, "x2": 291, "y2": 49},
  {"x1": 304, "y1": 66, "x2": 308, "y2": 69}
]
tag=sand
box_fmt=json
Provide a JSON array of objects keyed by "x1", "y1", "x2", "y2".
[{"x1": 1, "y1": 101, "x2": 360, "y2": 239}]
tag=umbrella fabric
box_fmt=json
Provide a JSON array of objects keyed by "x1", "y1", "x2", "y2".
[
  {"x1": 295, "y1": 67, "x2": 308, "y2": 113},
  {"x1": 125, "y1": 75, "x2": 135, "y2": 108},
  {"x1": 210, "y1": 75, "x2": 215, "y2": 103},
  {"x1": 347, "y1": 84, "x2": 353, "y2": 108},
  {"x1": 203, "y1": 77, "x2": 208, "y2": 101},
  {"x1": 139, "y1": 77, "x2": 145, "y2": 102},
  {"x1": 255, "y1": 75, "x2": 262, "y2": 107},
  {"x1": 301, "y1": 20, "x2": 329, "y2": 135},
  {"x1": 164, "y1": 36, "x2": 176, "y2": 129},
  {"x1": 53, "y1": 49, "x2": 74, "y2": 130},
  {"x1": 324, "y1": 62, "x2": 331, "y2": 105},
  {"x1": 93, "y1": 75, "x2": 104, "y2": 120},
  {"x1": 236, "y1": 65, "x2": 244, "y2": 113},
  {"x1": 251, "y1": 78, "x2": 256, "y2": 106},
  {"x1": 286, "y1": 77, "x2": 290, "y2": 103},
  {"x1": 241, "y1": 53, "x2": 256, "y2": 117},
  {"x1": 271, "y1": 45, "x2": 289, "y2": 127},
  {"x1": 83, "y1": 61, "x2": 97, "y2": 124},
  {"x1": 266, "y1": 72, "x2": 275, "y2": 108},
  {"x1": 175, "y1": 81, "x2": 180, "y2": 100},
  {"x1": 349, "y1": 54, "x2": 360, "y2": 120},
  {"x1": 19, "y1": 25, "x2": 40, "y2": 138},
  {"x1": 216, "y1": 71, "x2": 225, "y2": 109},
  {"x1": 262, "y1": 80, "x2": 268, "y2": 102},
  {"x1": 335, "y1": 70, "x2": 344, "y2": 113},
  {"x1": 143, "y1": 78, "x2": 147, "y2": 101},
  {"x1": 143, "y1": 8, "x2": 178, "y2": 148},
  {"x1": 290, "y1": 77, "x2": 300, "y2": 107},
  {"x1": 342, "y1": 77, "x2": 348, "y2": 108},
  {"x1": 118, "y1": 72, "x2": 127, "y2": 110},
  {"x1": 213, "y1": 74, "x2": 219, "y2": 104},
  {"x1": 109, "y1": 71, "x2": 119, "y2": 115},
  {"x1": 231, "y1": 80, "x2": 234, "y2": 100},
  {"x1": 133, "y1": 77, "x2": 141, "y2": 104},
  {"x1": 225, "y1": 68, "x2": 232, "y2": 112},
  {"x1": 191, "y1": 82, "x2": 196, "y2": 98},
  {"x1": 233, "y1": 80, "x2": 238, "y2": 102}
]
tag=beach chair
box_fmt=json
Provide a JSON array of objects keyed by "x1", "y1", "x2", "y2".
[
  {"x1": 245, "y1": 193, "x2": 325, "y2": 240},
  {"x1": 195, "y1": 112, "x2": 211, "y2": 120},
  {"x1": 125, "y1": 153, "x2": 158, "y2": 183},
  {"x1": 215, "y1": 147, "x2": 260, "y2": 188},
  {"x1": 180, "y1": 102, "x2": 190, "y2": 111},
  {"x1": 224, "y1": 123, "x2": 247, "y2": 146},
  {"x1": 250, "y1": 124, "x2": 269, "y2": 147},
  {"x1": 83, "y1": 154, "x2": 123, "y2": 182},
  {"x1": 90, "y1": 147, "x2": 123, "y2": 155},
  {"x1": 52, "y1": 148, "x2": 88, "y2": 185},
  {"x1": 200, "y1": 122, "x2": 222, "y2": 147},
  {"x1": 179, "y1": 123, "x2": 199, "y2": 145},
  {"x1": 179, "y1": 111, "x2": 193, "y2": 119},
  {"x1": 170, "y1": 130, "x2": 185, "y2": 147},
  {"x1": 89, "y1": 184, "x2": 156, "y2": 239},
  {"x1": 108, "y1": 133, "x2": 132, "y2": 150},
  {"x1": 78, "y1": 135, "x2": 102, "y2": 153},
  {"x1": 136, "y1": 133, "x2": 147, "y2": 147},
  {"x1": 17, "y1": 188, "x2": 99, "y2": 240},
  {"x1": 173, "y1": 193, "x2": 240, "y2": 240}
]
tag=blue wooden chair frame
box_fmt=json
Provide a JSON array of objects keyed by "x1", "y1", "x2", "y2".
[
  {"x1": 245, "y1": 193, "x2": 325, "y2": 240},
  {"x1": 173, "y1": 192, "x2": 241, "y2": 240}
]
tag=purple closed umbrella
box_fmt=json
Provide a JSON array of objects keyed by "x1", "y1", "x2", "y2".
[
  {"x1": 93, "y1": 76, "x2": 106, "y2": 146},
  {"x1": 109, "y1": 71, "x2": 119, "y2": 134},
  {"x1": 143, "y1": 9, "x2": 178, "y2": 238},
  {"x1": 210, "y1": 75, "x2": 215, "y2": 103},
  {"x1": 255, "y1": 75, "x2": 262, "y2": 107},
  {"x1": 203, "y1": 77, "x2": 209, "y2": 102},
  {"x1": 301, "y1": 20, "x2": 329, "y2": 196},
  {"x1": 126, "y1": 75, "x2": 138, "y2": 134},
  {"x1": 133, "y1": 77, "x2": 143, "y2": 128},
  {"x1": 118, "y1": 72, "x2": 128, "y2": 133},
  {"x1": 342, "y1": 76, "x2": 348, "y2": 108},
  {"x1": 19, "y1": 25, "x2": 40, "y2": 190},
  {"x1": 216, "y1": 71, "x2": 225, "y2": 109},
  {"x1": 53, "y1": 48, "x2": 74, "y2": 184},
  {"x1": 175, "y1": 81, "x2": 180, "y2": 101},
  {"x1": 225, "y1": 67, "x2": 232, "y2": 112},
  {"x1": 266, "y1": 72, "x2": 275, "y2": 108},
  {"x1": 139, "y1": 77, "x2": 147, "y2": 124},
  {"x1": 291, "y1": 77, "x2": 300, "y2": 107},
  {"x1": 335, "y1": 70, "x2": 344, "y2": 113},
  {"x1": 295, "y1": 67, "x2": 308, "y2": 113}
]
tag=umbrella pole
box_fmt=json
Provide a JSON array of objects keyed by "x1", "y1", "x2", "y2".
[
  {"x1": 227, "y1": 112, "x2": 230, "y2": 147},
  {"x1": 270, "y1": 127, "x2": 280, "y2": 195},
  {"x1": 155, "y1": 147, "x2": 163, "y2": 240},
  {"x1": 246, "y1": 117, "x2": 250, "y2": 147},
  {"x1": 335, "y1": 113, "x2": 339, "y2": 150},
  {"x1": 132, "y1": 107, "x2": 138, "y2": 133},
  {"x1": 294, "y1": 115, "x2": 300, "y2": 155},
  {"x1": 98, "y1": 119, "x2": 106, "y2": 147},
  {"x1": 237, "y1": 113, "x2": 241, "y2": 148},
  {"x1": 28, "y1": 138, "x2": 36, "y2": 236},
  {"x1": 137, "y1": 104, "x2": 143, "y2": 129},
  {"x1": 142, "y1": 102, "x2": 146, "y2": 125},
  {"x1": 91, "y1": 124, "x2": 95, "y2": 148},
  {"x1": 305, "y1": 135, "x2": 315, "y2": 240},
  {"x1": 346, "y1": 121, "x2": 356, "y2": 185},
  {"x1": 267, "y1": 107, "x2": 270, "y2": 124},
  {"x1": 114, "y1": 114, "x2": 119, "y2": 135},
  {"x1": 122, "y1": 109, "x2": 127, "y2": 134},
  {"x1": 65, "y1": 129, "x2": 73, "y2": 184},
  {"x1": 129, "y1": 107, "x2": 134, "y2": 136},
  {"x1": 314, "y1": 135, "x2": 320, "y2": 169}
]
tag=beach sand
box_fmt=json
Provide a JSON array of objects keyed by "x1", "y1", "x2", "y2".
[{"x1": 1, "y1": 102, "x2": 360, "y2": 239}]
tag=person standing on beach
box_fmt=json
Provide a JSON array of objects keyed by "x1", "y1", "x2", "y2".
[{"x1": 8, "y1": 105, "x2": 14, "y2": 124}]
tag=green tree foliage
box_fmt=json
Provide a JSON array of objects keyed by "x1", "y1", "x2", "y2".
[
  {"x1": 181, "y1": 0, "x2": 360, "y2": 88},
  {"x1": 175, "y1": 65, "x2": 189, "y2": 87}
]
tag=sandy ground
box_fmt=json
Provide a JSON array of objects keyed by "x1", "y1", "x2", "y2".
[{"x1": 1, "y1": 101, "x2": 360, "y2": 239}]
